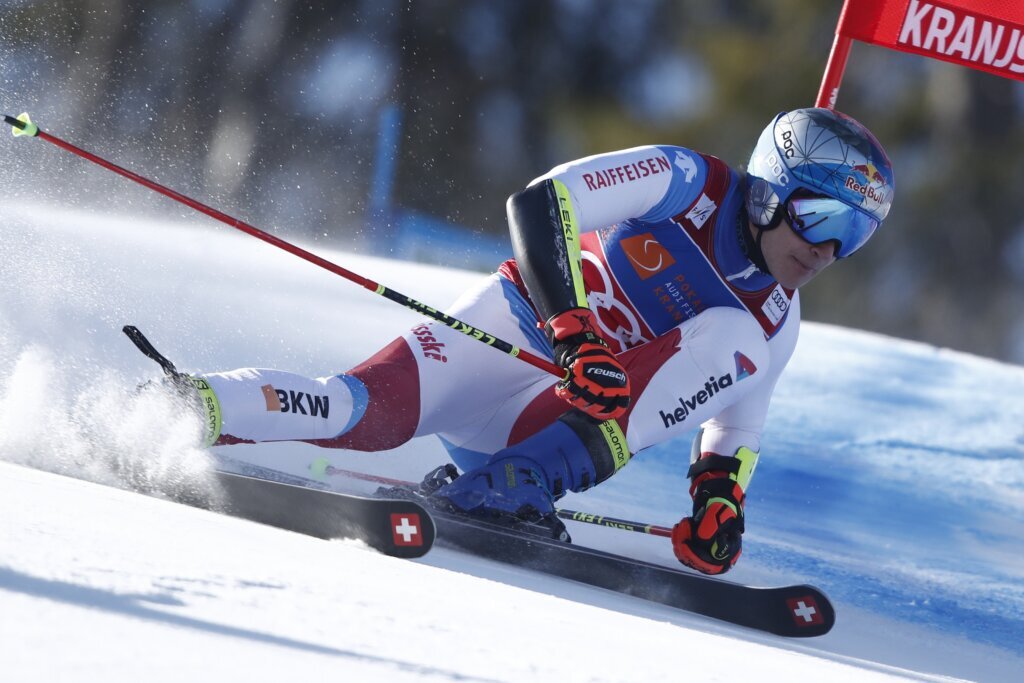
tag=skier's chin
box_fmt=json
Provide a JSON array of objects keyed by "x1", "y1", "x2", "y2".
[
  {"x1": 776, "y1": 271, "x2": 814, "y2": 289},
  {"x1": 774, "y1": 255, "x2": 827, "y2": 289}
]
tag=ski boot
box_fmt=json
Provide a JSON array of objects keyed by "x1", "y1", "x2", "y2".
[
  {"x1": 123, "y1": 325, "x2": 221, "y2": 446},
  {"x1": 404, "y1": 462, "x2": 568, "y2": 541},
  {"x1": 423, "y1": 411, "x2": 631, "y2": 541}
]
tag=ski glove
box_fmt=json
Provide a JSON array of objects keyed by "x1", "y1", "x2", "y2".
[
  {"x1": 672, "y1": 454, "x2": 749, "y2": 575},
  {"x1": 545, "y1": 308, "x2": 631, "y2": 421}
]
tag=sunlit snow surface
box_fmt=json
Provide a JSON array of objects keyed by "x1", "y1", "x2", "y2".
[{"x1": 2, "y1": 201, "x2": 1022, "y2": 681}]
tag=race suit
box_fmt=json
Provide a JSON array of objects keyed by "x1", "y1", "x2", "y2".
[{"x1": 199, "y1": 145, "x2": 800, "y2": 472}]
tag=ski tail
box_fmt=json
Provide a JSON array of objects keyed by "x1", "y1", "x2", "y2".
[
  {"x1": 212, "y1": 470, "x2": 435, "y2": 559},
  {"x1": 123, "y1": 325, "x2": 182, "y2": 379}
]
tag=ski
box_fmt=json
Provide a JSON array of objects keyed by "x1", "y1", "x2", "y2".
[
  {"x1": 427, "y1": 507, "x2": 834, "y2": 637},
  {"x1": 206, "y1": 460, "x2": 833, "y2": 635},
  {"x1": 210, "y1": 470, "x2": 435, "y2": 559}
]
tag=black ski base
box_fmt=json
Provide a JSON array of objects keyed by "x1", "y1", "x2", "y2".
[
  {"x1": 430, "y1": 508, "x2": 834, "y2": 637},
  {"x1": 211, "y1": 471, "x2": 435, "y2": 559}
]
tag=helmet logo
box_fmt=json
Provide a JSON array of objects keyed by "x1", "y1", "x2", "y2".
[
  {"x1": 846, "y1": 160, "x2": 889, "y2": 209},
  {"x1": 764, "y1": 151, "x2": 790, "y2": 186},
  {"x1": 844, "y1": 174, "x2": 888, "y2": 205},
  {"x1": 852, "y1": 162, "x2": 884, "y2": 186},
  {"x1": 780, "y1": 130, "x2": 796, "y2": 158}
]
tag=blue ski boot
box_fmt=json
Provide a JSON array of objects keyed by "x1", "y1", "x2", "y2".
[{"x1": 427, "y1": 411, "x2": 631, "y2": 539}]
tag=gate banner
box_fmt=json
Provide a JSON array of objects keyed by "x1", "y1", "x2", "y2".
[{"x1": 838, "y1": 0, "x2": 1024, "y2": 82}]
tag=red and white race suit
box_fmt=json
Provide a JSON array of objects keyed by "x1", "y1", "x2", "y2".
[{"x1": 201, "y1": 145, "x2": 799, "y2": 471}]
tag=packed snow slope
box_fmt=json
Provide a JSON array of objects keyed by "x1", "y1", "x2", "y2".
[{"x1": 2, "y1": 200, "x2": 1023, "y2": 682}]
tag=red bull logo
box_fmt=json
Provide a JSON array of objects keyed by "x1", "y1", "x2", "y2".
[
  {"x1": 851, "y1": 162, "x2": 885, "y2": 186},
  {"x1": 845, "y1": 161, "x2": 888, "y2": 206}
]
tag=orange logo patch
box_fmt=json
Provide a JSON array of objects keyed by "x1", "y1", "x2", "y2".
[
  {"x1": 621, "y1": 233, "x2": 675, "y2": 280},
  {"x1": 262, "y1": 384, "x2": 282, "y2": 411}
]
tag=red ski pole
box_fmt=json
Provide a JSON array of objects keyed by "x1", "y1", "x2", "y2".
[{"x1": 4, "y1": 113, "x2": 566, "y2": 380}]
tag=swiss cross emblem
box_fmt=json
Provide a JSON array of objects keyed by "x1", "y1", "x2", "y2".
[
  {"x1": 390, "y1": 513, "x2": 423, "y2": 547},
  {"x1": 787, "y1": 596, "x2": 824, "y2": 627}
]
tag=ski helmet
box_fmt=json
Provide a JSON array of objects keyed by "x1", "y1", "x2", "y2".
[{"x1": 745, "y1": 108, "x2": 894, "y2": 258}]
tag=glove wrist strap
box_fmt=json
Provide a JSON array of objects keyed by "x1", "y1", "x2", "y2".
[
  {"x1": 688, "y1": 446, "x2": 759, "y2": 492},
  {"x1": 545, "y1": 308, "x2": 605, "y2": 346},
  {"x1": 687, "y1": 446, "x2": 760, "y2": 518},
  {"x1": 687, "y1": 454, "x2": 741, "y2": 479}
]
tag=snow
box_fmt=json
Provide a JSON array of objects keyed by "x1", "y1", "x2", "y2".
[
  {"x1": 1, "y1": 200, "x2": 1022, "y2": 681},
  {"x1": 2, "y1": 463, "x2": 924, "y2": 683}
]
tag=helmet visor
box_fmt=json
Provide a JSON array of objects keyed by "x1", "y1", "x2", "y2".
[{"x1": 784, "y1": 197, "x2": 879, "y2": 258}]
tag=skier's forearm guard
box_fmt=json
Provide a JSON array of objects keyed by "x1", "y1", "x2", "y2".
[{"x1": 506, "y1": 179, "x2": 588, "y2": 323}]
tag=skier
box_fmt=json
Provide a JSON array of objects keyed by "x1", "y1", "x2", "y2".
[{"x1": 177, "y1": 108, "x2": 894, "y2": 575}]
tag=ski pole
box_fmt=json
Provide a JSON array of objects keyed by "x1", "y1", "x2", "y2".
[
  {"x1": 3, "y1": 113, "x2": 568, "y2": 380},
  {"x1": 555, "y1": 508, "x2": 672, "y2": 538},
  {"x1": 310, "y1": 460, "x2": 673, "y2": 538}
]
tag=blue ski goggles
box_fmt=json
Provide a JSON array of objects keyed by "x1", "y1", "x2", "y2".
[{"x1": 782, "y1": 196, "x2": 879, "y2": 258}]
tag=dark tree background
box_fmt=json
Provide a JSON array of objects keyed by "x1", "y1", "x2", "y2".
[{"x1": 2, "y1": 0, "x2": 1023, "y2": 362}]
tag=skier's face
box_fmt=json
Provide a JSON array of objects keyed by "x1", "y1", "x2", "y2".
[{"x1": 753, "y1": 220, "x2": 837, "y2": 289}]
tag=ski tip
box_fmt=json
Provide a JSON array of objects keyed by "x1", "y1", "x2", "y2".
[{"x1": 6, "y1": 112, "x2": 39, "y2": 137}]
